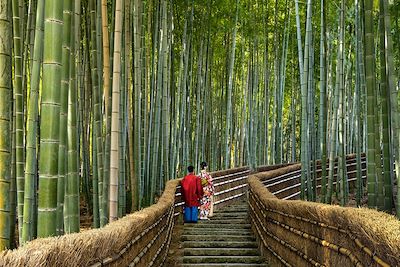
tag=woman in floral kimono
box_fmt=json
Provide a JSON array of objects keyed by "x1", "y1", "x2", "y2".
[{"x1": 199, "y1": 161, "x2": 214, "y2": 220}]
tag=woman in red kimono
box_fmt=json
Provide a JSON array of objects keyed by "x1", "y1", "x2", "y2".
[{"x1": 199, "y1": 162, "x2": 214, "y2": 220}]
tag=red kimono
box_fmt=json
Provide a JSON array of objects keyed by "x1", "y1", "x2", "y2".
[{"x1": 181, "y1": 173, "x2": 204, "y2": 207}]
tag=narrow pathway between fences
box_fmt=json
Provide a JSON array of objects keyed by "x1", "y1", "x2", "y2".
[{"x1": 179, "y1": 201, "x2": 268, "y2": 267}]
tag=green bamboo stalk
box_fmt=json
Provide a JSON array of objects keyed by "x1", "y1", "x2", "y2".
[
  {"x1": 337, "y1": 0, "x2": 346, "y2": 206},
  {"x1": 23, "y1": 0, "x2": 34, "y2": 82},
  {"x1": 326, "y1": 26, "x2": 341, "y2": 203},
  {"x1": 319, "y1": 0, "x2": 327, "y2": 202},
  {"x1": 65, "y1": 0, "x2": 80, "y2": 233},
  {"x1": 295, "y1": 0, "x2": 306, "y2": 199},
  {"x1": 9, "y1": 112, "x2": 18, "y2": 248},
  {"x1": 120, "y1": 4, "x2": 126, "y2": 213},
  {"x1": 364, "y1": 0, "x2": 377, "y2": 208},
  {"x1": 354, "y1": 0, "x2": 363, "y2": 206},
  {"x1": 10, "y1": 116, "x2": 16, "y2": 249},
  {"x1": 89, "y1": 0, "x2": 104, "y2": 227},
  {"x1": 140, "y1": 0, "x2": 147, "y2": 206},
  {"x1": 291, "y1": 49, "x2": 296, "y2": 163},
  {"x1": 126, "y1": 0, "x2": 135, "y2": 212},
  {"x1": 277, "y1": 10, "x2": 290, "y2": 166},
  {"x1": 100, "y1": 0, "x2": 111, "y2": 226},
  {"x1": 161, "y1": 0, "x2": 170, "y2": 184},
  {"x1": 248, "y1": 52, "x2": 254, "y2": 168},
  {"x1": 224, "y1": 0, "x2": 239, "y2": 169},
  {"x1": 118, "y1": 37, "x2": 126, "y2": 217},
  {"x1": 378, "y1": 0, "x2": 392, "y2": 212},
  {"x1": 174, "y1": 0, "x2": 190, "y2": 180},
  {"x1": 0, "y1": 0, "x2": 12, "y2": 250},
  {"x1": 150, "y1": 0, "x2": 162, "y2": 203},
  {"x1": 308, "y1": 29, "x2": 316, "y2": 201},
  {"x1": 302, "y1": 0, "x2": 312, "y2": 200},
  {"x1": 270, "y1": 2, "x2": 278, "y2": 166},
  {"x1": 12, "y1": 0, "x2": 25, "y2": 244},
  {"x1": 57, "y1": 0, "x2": 72, "y2": 235},
  {"x1": 22, "y1": 0, "x2": 44, "y2": 244},
  {"x1": 194, "y1": 42, "x2": 203, "y2": 171},
  {"x1": 95, "y1": 0, "x2": 102, "y2": 90},
  {"x1": 382, "y1": 0, "x2": 400, "y2": 217},
  {"x1": 170, "y1": 0, "x2": 187, "y2": 180},
  {"x1": 133, "y1": 0, "x2": 142, "y2": 209},
  {"x1": 80, "y1": 18, "x2": 92, "y2": 225},
  {"x1": 374, "y1": 72, "x2": 383, "y2": 209},
  {"x1": 38, "y1": 0, "x2": 64, "y2": 238}
]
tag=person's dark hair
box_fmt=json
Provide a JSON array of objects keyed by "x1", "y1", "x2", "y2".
[
  {"x1": 200, "y1": 161, "x2": 208, "y2": 170},
  {"x1": 187, "y1": 165, "x2": 194, "y2": 173}
]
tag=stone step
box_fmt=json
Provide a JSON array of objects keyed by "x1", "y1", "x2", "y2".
[
  {"x1": 218, "y1": 206, "x2": 248, "y2": 211},
  {"x1": 183, "y1": 228, "x2": 252, "y2": 236},
  {"x1": 196, "y1": 219, "x2": 249, "y2": 224},
  {"x1": 210, "y1": 211, "x2": 248, "y2": 219},
  {"x1": 181, "y1": 264, "x2": 268, "y2": 267},
  {"x1": 184, "y1": 248, "x2": 259, "y2": 256},
  {"x1": 185, "y1": 223, "x2": 251, "y2": 229},
  {"x1": 176, "y1": 201, "x2": 269, "y2": 267},
  {"x1": 183, "y1": 241, "x2": 258, "y2": 248},
  {"x1": 182, "y1": 235, "x2": 256, "y2": 242},
  {"x1": 183, "y1": 256, "x2": 266, "y2": 264}
]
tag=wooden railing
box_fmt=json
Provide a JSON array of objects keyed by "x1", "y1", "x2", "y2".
[{"x1": 260, "y1": 154, "x2": 367, "y2": 199}]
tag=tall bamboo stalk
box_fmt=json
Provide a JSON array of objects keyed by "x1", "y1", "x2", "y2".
[
  {"x1": 12, "y1": 0, "x2": 25, "y2": 244},
  {"x1": 319, "y1": 0, "x2": 327, "y2": 202},
  {"x1": 38, "y1": 0, "x2": 64, "y2": 238},
  {"x1": 364, "y1": 0, "x2": 377, "y2": 208},
  {"x1": 22, "y1": 0, "x2": 44, "y2": 244},
  {"x1": 295, "y1": 0, "x2": 306, "y2": 199},
  {"x1": 378, "y1": 0, "x2": 392, "y2": 212},
  {"x1": 109, "y1": 0, "x2": 123, "y2": 222},
  {"x1": 102, "y1": 0, "x2": 111, "y2": 116},
  {"x1": 161, "y1": 0, "x2": 169, "y2": 184},
  {"x1": 354, "y1": 0, "x2": 363, "y2": 206},
  {"x1": 0, "y1": 0, "x2": 12, "y2": 250},
  {"x1": 382, "y1": 0, "x2": 400, "y2": 217},
  {"x1": 224, "y1": 0, "x2": 239, "y2": 169},
  {"x1": 57, "y1": 0, "x2": 72, "y2": 235},
  {"x1": 89, "y1": 0, "x2": 104, "y2": 228},
  {"x1": 337, "y1": 0, "x2": 346, "y2": 205},
  {"x1": 65, "y1": 0, "x2": 80, "y2": 233},
  {"x1": 133, "y1": 0, "x2": 142, "y2": 211},
  {"x1": 326, "y1": 25, "x2": 341, "y2": 203}
]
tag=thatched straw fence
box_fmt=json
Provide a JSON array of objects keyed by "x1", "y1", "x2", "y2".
[
  {"x1": 248, "y1": 165, "x2": 400, "y2": 267},
  {"x1": 0, "y1": 179, "x2": 180, "y2": 267}
]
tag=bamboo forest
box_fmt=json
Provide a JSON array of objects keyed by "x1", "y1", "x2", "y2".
[{"x1": 0, "y1": 0, "x2": 400, "y2": 263}]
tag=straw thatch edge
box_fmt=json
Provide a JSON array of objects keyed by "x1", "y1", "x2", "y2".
[
  {"x1": 0, "y1": 179, "x2": 181, "y2": 267},
  {"x1": 248, "y1": 166, "x2": 400, "y2": 266}
]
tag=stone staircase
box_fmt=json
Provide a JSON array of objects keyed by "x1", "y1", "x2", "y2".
[{"x1": 181, "y1": 202, "x2": 268, "y2": 267}]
